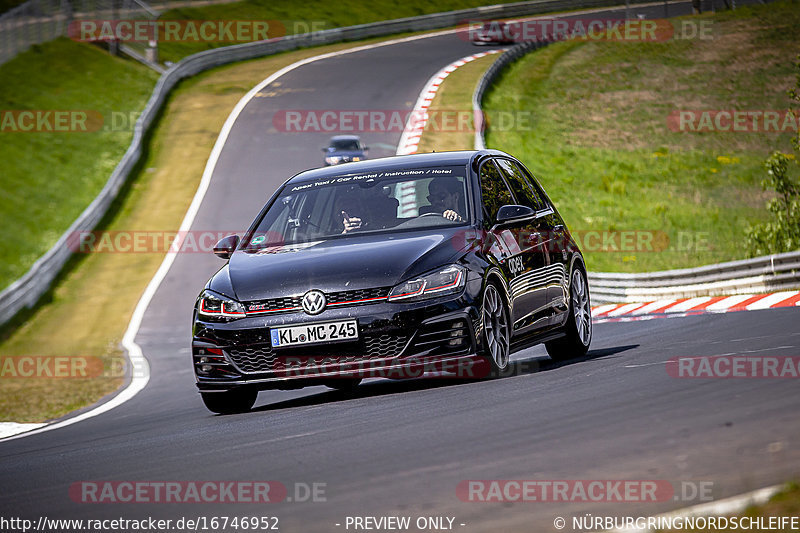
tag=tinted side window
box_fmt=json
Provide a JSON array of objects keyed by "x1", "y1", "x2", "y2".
[
  {"x1": 517, "y1": 161, "x2": 554, "y2": 211},
  {"x1": 496, "y1": 158, "x2": 545, "y2": 210},
  {"x1": 479, "y1": 160, "x2": 514, "y2": 224}
]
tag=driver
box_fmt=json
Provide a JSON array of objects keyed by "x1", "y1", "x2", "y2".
[
  {"x1": 340, "y1": 185, "x2": 399, "y2": 233},
  {"x1": 420, "y1": 176, "x2": 464, "y2": 222}
]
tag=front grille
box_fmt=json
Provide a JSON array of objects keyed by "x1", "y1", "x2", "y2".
[
  {"x1": 364, "y1": 334, "x2": 408, "y2": 357},
  {"x1": 244, "y1": 287, "x2": 391, "y2": 316},
  {"x1": 327, "y1": 287, "x2": 390, "y2": 305},
  {"x1": 226, "y1": 333, "x2": 408, "y2": 374},
  {"x1": 227, "y1": 345, "x2": 276, "y2": 373},
  {"x1": 211, "y1": 328, "x2": 272, "y2": 345},
  {"x1": 245, "y1": 297, "x2": 299, "y2": 313}
]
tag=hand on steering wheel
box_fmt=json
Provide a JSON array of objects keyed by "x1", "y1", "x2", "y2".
[{"x1": 418, "y1": 210, "x2": 462, "y2": 221}]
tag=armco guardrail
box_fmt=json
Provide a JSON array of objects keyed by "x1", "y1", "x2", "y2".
[
  {"x1": 469, "y1": 10, "x2": 798, "y2": 306},
  {"x1": 0, "y1": 0, "x2": 661, "y2": 327},
  {"x1": 0, "y1": 0, "x2": 161, "y2": 66},
  {"x1": 588, "y1": 251, "x2": 800, "y2": 304},
  {"x1": 474, "y1": 38, "x2": 553, "y2": 150}
]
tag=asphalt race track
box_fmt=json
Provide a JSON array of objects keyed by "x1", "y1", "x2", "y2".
[{"x1": 1, "y1": 2, "x2": 798, "y2": 532}]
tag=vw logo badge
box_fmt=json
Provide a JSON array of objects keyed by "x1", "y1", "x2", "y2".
[{"x1": 301, "y1": 290, "x2": 327, "y2": 315}]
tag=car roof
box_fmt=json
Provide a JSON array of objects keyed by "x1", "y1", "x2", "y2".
[
  {"x1": 290, "y1": 150, "x2": 507, "y2": 185},
  {"x1": 329, "y1": 134, "x2": 361, "y2": 141}
]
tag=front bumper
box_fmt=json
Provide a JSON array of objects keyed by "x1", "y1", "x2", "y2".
[{"x1": 192, "y1": 292, "x2": 485, "y2": 392}]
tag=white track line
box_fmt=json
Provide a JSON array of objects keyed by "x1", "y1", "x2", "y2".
[
  {"x1": 0, "y1": 29, "x2": 473, "y2": 443},
  {"x1": 0, "y1": 423, "x2": 46, "y2": 439},
  {"x1": 396, "y1": 49, "x2": 503, "y2": 156},
  {"x1": 3, "y1": 0, "x2": 763, "y2": 441}
]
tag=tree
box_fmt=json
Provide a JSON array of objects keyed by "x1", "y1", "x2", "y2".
[{"x1": 745, "y1": 55, "x2": 800, "y2": 256}]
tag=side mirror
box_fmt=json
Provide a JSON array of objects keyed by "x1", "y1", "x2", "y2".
[
  {"x1": 363, "y1": 146, "x2": 369, "y2": 151},
  {"x1": 495, "y1": 204, "x2": 536, "y2": 225},
  {"x1": 213, "y1": 235, "x2": 240, "y2": 260},
  {"x1": 321, "y1": 147, "x2": 329, "y2": 152}
]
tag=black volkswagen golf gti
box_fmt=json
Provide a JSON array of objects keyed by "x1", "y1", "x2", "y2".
[{"x1": 192, "y1": 150, "x2": 591, "y2": 413}]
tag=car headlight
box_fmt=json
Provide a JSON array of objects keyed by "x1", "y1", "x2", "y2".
[
  {"x1": 325, "y1": 156, "x2": 342, "y2": 164},
  {"x1": 351, "y1": 156, "x2": 361, "y2": 162},
  {"x1": 388, "y1": 265, "x2": 466, "y2": 302},
  {"x1": 197, "y1": 290, "x2": 246, "y2": 321}
]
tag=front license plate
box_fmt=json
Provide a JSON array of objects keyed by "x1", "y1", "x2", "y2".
[{"x1": 270, "y1": 320, "x2": 358, "y2": 348}]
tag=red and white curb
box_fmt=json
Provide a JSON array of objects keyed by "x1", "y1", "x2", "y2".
[
  {"x1": 592, "y1": 290, "x2": 800, "y2": 323},
  {"x1": 396, "y1": 49, "x2": 504, "y2": 157}
]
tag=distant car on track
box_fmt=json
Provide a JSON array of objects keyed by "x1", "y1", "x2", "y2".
[
  {"x1": 471, "y1": 21, "x2": 516, "y2": 45},
  {"x1": 322, "y1": 134, "x2": 367, "y2": 166},
  {"x1": 192, "y1": 150, "x2": 591, "y2": 413}
]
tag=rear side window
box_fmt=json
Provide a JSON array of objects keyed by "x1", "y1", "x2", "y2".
[
  {"x1": 479, "y1": 160, "x2": 514, "y2": 224},
  {"x1": 495, "y1": 158, "x2": 545, "y2": 210}
]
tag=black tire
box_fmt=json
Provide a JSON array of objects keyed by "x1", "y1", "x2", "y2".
[
  {"x1": 480, "y1": 281, "x2": 511, "y2": 376},
  {"x1": 200, "y1": 389, "x2": 257, "y2": 414},
  {"x1": 325, "y1": 378, "x2": 362, "y2": 392},
  {"x1": 546, "y1": 265, "x2": 592, "y2": 361}
]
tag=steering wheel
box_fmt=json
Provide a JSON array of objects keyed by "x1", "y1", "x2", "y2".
[{"x1": 418, "y1": 212, "x2": 444, "y2": 217}]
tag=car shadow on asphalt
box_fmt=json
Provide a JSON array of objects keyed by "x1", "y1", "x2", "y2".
[{"x1": 247, "y1": 344, "x2": 639, "y2": 414}]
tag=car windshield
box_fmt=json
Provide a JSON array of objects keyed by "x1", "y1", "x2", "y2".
[
  {"x1": 330, "y1": 139, "x2": 360, "y2": 151},
  {"x1": 248, "y1": 167, "x2": 469, "y2": 248}
]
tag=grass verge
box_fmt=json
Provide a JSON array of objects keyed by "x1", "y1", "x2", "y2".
[
  {"x1": 0, "y1": 0, "x2": 510, "y2": 293},
  {"x1": 479, "y1": 2, "x2": 799, "y2": 272},
  {"x1": 415, "y1": 52, "x2": 501, "y2": 153},
  {"x1": 156, "y1": 0, "x2": 510, "y2": 63},
  {"x1": 0, "y1": 38, "x2": 160, "y2": 291},
  {"x1": 0, "y1": 33, "x2": 444, "y2": 423}
]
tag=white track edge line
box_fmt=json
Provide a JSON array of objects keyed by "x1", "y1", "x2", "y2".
[
  {"x1": 396, "y1": 49, "x2": 503, "y2": 155},
  {"x1": 0, "y1": 29, "x2": 470, "y2": 444},
  {"x1": 0, "y1": 0, "x2": 717, "y2": 442}
]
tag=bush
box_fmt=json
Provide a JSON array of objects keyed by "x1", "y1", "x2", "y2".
[{"x1": 745, "y1": 55, "x2": 800, "y2": 256}]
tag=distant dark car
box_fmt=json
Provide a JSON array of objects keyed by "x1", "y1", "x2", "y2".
[
  {"x1": 192, "y1": 150, "x2": 591, "y2": 414},
  {"x1": 471, "y1": 21, "x2": 516, "y2": 45},
  {"x1": 322, "y1": 134, "x2": 368, "y2": 166}
]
